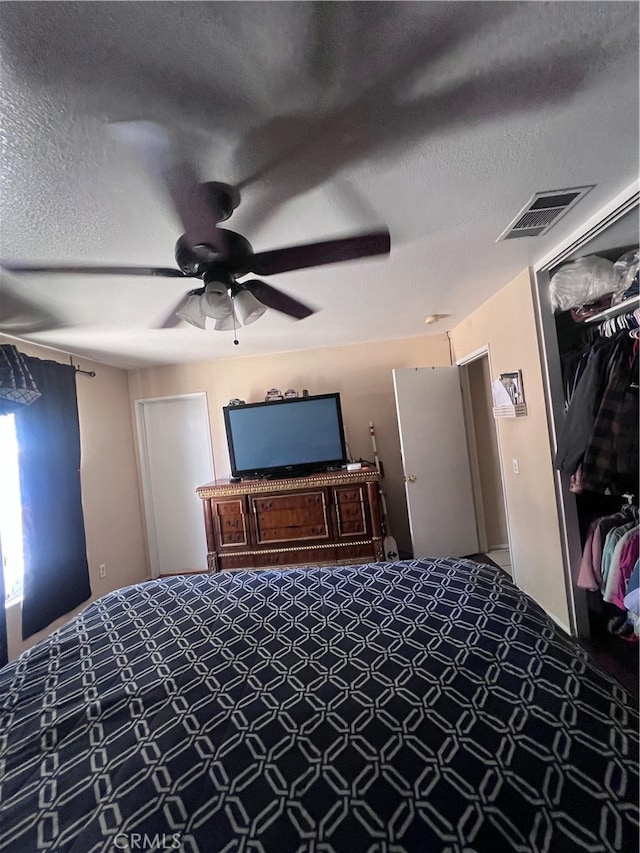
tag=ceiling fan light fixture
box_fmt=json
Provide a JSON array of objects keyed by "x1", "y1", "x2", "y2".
[
  {"x1": 213, "y1": 312, "x2": 239, "y2": 332},
  {"x1": 176, "y1": 292, "x2": 207, "y2": 329},
  {"x1": 234, "y1": 289, "x2": 267, "y2": 325},
  {"x1": 200, "y1": 281, "x2": 232, "y2": 320}
]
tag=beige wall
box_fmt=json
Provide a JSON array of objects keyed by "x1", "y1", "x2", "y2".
[
  {"x1": 449, "y1": 270, "x2": 571, "y2": 630},
  {"x1": 467, "y1": 356, "x2": 508, "y2": 549},
  {"x1": 128, "y1": 333, "x2": 452, "y2": 556},
  {"x1": 1, "y1": 336, "x2": 147, "y2": 660}
]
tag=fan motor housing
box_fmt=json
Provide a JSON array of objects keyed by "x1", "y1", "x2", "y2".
[
  {"x1": 202, "y1": 182, "x2": 241, "y2": 222},
  {"x1": 175, "y1": 230, "x2": 253, "y2": 275},
  {"x1": 174, "y1": 238, "x2": 204, "y2": 275}
]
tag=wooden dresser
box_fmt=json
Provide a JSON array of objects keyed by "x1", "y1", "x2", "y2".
[{"x1": 196, "y1": 467, "x2": 384, "y2": 572}]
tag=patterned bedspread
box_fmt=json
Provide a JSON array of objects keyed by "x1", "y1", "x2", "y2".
[{"x1": 0, "y1": 558, "x2": 638, "y2": 852}]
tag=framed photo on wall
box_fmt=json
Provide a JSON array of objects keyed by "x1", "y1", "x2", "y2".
[{"x1": 499, "y1": 370, "x2": 524, "y2": 406}]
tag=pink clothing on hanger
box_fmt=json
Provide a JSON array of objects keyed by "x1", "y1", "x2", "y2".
[
  {"x1": 612, "y1": 528, "x2": 640, "y2": 610},
  {"x1": 577, "y1": 512, "x2": 628, "y2": 590}
]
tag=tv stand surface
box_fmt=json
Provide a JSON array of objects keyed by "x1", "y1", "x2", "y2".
[
  {"x1": 196, "y1": 468, "x2": 384, "y2": 572},
  {"x1": 242, "y1": 466, "x2": 340, "y2": 481}
]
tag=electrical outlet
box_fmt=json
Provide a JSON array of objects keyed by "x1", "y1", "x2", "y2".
[
  {"x1": 99, "y1": 563, "x2": 106, "y2": 578},
  {"x1": 512, "y1": 459, "x2": 519, "y2": 475}
]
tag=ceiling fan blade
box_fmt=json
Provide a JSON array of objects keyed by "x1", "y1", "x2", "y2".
[
  {"x1": 248, "y1": 229, "x2": 390, "y2": 276},
  {"x1": 0, "y1": 289, "x2": 66, "y2": 333},
  {"x1": 110, "y1": 122, "x2": 230, "y2": 254},
  {"x1": 0, "y1": 261, "x2": 191, "y2": 278},
  {"x1": 243, "y1": 279, "x2": 316, "y2": 320},
  {"x1": 1, "y1": 262, "x2": 189, "y2": 278}
]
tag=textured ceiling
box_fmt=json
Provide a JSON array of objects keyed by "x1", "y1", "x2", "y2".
[{"x1": 0, "y1": 1, "x2": 638, "y2": 368}]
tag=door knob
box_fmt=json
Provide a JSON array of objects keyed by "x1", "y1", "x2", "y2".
[{"x1": 406, "y1": 474, "x2": 417, "y2": 483}]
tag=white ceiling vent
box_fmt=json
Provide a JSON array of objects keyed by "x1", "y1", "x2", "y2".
[{"x1": 497, "y1": 186, "x2": 594, "y2": 241}]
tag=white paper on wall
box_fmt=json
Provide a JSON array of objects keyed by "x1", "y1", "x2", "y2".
[{"x1": 492, "y1": 379, "x2": 513, "y2": 407}]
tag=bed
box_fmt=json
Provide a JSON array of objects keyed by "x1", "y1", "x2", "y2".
[{"x1": 1, "y1": 558, "x2": 638, "y2": 852}]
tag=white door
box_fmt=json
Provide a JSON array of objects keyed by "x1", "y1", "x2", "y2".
[
  {"x1": 136, "y1": 394, "x2": 214, "y2": 577},
  {"x1": 393, "y1": 367, "x2": 478, "y2": 558}
]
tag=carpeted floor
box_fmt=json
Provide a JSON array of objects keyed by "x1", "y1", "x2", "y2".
[
  {"x1": 580, "y1": 622, "x2": 639, "y2": 699},
  {"x1": 464, "y1": 552, "x2": 504, "y2": 571}
]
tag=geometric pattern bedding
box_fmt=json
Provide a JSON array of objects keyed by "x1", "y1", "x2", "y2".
[{"x1": 0, "y1": 558, "x2": 637, "y2": 853}]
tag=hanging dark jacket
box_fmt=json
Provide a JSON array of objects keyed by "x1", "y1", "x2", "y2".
[
  {"x1": 581, "y1": 342, "x2": 638, "y2": 494},
  {"x1": 555, "y1": 338, "x2": 619, "y2": 475}
]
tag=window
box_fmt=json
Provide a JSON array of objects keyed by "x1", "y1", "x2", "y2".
[{"x1": 0, "y1": 414, "x2": 24, "y2": 602}]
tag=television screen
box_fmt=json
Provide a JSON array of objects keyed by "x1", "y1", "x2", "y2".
[{"x1": 223, "y1": 393, "x2": 348, "y2": 479}]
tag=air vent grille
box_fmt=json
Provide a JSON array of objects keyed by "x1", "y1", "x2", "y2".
[{"x1": 497, "y1": 186, "x2": 594, "y2": 241}]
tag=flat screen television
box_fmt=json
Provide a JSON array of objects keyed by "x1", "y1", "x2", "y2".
[{"x1": 223, "y1": 393, "x2": 348, "y2": 479}]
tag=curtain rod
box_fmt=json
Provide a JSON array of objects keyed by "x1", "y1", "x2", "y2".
[{"x1": 69, "y1": 356, "x2": 95, "y2": 378}]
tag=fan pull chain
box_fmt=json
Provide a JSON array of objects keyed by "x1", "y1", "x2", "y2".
[{"x1": 232, "y1": 302, "x2": 239, "y2": 345}]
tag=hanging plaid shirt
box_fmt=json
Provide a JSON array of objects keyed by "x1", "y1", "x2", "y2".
[{"x1": 581, "y1": 336, "x2": 639, "y2": 494}]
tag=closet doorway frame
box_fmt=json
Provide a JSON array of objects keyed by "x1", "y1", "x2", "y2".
[
  {"x1": 456, "y1": 344, "x2": 514, "y2": 583},
  {"x1": 135, "y1": 392, "x2": 215, "y2": 579},
  {"x1": 531, "y1": 180, "x2": 639, "y2": 638}
]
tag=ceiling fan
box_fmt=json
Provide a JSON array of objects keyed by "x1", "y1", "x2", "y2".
[{"x1": 1, "y1": 123, "x2": 390, "y2": 342}]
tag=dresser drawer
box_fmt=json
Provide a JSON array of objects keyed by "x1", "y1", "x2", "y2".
[
  {"x1": 216, "y1": 500, "x2": 246, "y2": 515},
  {"x1": 212, "y1": 498, "x2": 249, "y2": 547},
  {"x1": 339, "y1": 520, "x2": 368, "y2": 536},
  {"x1": 218, "y1": 553, "x2": 254, "y2": 571},
  {"x1": 339, "y1": 504, "x2": 365, "y2": 521},
  {"x1": 338, "y1": 543, "x2": 374, "y2": 562},
  {"x1": 332, "y1": 485, "x2": 368, "y2": 537},
  {"x1": 254, "y1": 547, "x2": 336, "y2": 569},
  {"x1": 256, "y1": 522, "x2": 330, "y2": 543},
  {"x1": 335, "y1": 487, "x2": 364, "y2": 504},
  {"x1": 256, "y1": 507, "x2": 326, "y2": 528},
  {"x1": 219, "y1": 515, "x2": 245, "y2": 531},
  {"x1": 252, "y1": 491, "x2": 330, "y2": 544},
  {"x1": 253, "y1": 492, "x2": 325, "y2": 512},
  {"x1": 217, "y1": 529, "x2": 246, "y2": 545}
]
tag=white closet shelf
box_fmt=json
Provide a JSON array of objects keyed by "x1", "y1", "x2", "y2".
[{"x1": 585, "y1": 294, "x2": 640, "y2": 323}]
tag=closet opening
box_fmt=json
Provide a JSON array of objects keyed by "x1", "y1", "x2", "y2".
[
  {"x1": 533, "y1": 191, "x2": 638, "y2": 696},
  {"x1": 550, "y1": 241, "x2": 638, "y2": 687}
]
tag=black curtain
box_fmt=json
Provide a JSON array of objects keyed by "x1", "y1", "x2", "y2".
[{"x1": 15, "y1": 357, "x2": 91, "y2": 639}]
